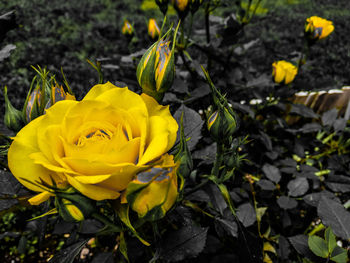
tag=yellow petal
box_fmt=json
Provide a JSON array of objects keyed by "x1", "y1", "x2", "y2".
[
  {"x1": 66, "y1": 174, "x2": 120, "y2": 200},
  {"x1": 141, "y1": 93, "x2": 178, "y2": 150},
  {"x1": 139, "y1": 116, "x2": 171, "y2": 165},
  {"x1": 97, "y1": 165, "x2": 146, "y2": 192},
  {"x1": 8, "y1": 117, "x2": 62, "y2": 192},
  {"x1": 28, "y1": 191, "x2": 53, "y2": 205},
  {"x1": 83, "y1": 81, "x2": 122, "y2": 100},
  {"x1": 73, "y1": 174, "x2": 112, "y2": 184}
]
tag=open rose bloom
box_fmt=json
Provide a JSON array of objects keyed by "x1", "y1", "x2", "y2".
[
  {"x1": 272, "y1": 60, "x2": 298, "y2": 85},
  {"x1": 305, "y1": 16, "x2": 334, "y2": 40},
  {"x1": 8, "y1": 82, "x2": 179, "y2": 211}
]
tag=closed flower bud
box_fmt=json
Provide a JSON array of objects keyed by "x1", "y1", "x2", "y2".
[
  {"x1": 208, "y1": 107, "x2": 237, "y2": 142},
  {"x1": 55, "y1": 198, "x2": 85, "y2": 222},
  {"x1": 272, "y1": 60, "x2": 298, "y2": 85},
  {"x1": 122, "y1": 19, "x2": 134, "y2": 36},
  {"x1": 172, "y1": 0, "x2": 190, "y2": 19},
  {"x1": 45, "y1": 84, "x2": 76, "y2": 110},
  {"x1": 148, "y1": 18, "x2": 160, "y2": 40},
  {"x1": 55, "y1": 188, "x2": 96, "y2": 222},
  {"x1": 305, "y1": 16, "x2": 334, "y2": 41},
  {"x1": 3, "y1": 86, "x2": 24, "y2": 132},
  {"x1": 126, "y1": 164, "x2": 178, "y2": 221},
  {"x1": 155, "y1": 0, "x2": 169, "y2": 15},
  {"x1": 23, "y1": 86, "x2": 44, "y2": 123},
  {"x1": 190, "y1": 0, "x2": 203, "y2": 14},
  {"x1": 137, "y1": 39, "x2": 175, "y2": 102}
]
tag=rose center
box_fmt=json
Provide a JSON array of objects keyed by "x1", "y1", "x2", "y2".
[{"x1": 76, "y1": 128, "x2": 113, "y2": 147}]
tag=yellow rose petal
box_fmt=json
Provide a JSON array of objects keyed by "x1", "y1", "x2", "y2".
[
  {"x1": 66, "y1": 174, "x2": 120, "y2": 201},
  {"x1": 28, "y1": 191, "x2": 53, "y2": 205},
  {"x1": 8, "y1": 117, "x2": 61, "y2": 192},
  {"x1": 83, "y1": 81, "x2": 121, "y2": 100},
  {"x1": 141, "y1": 93, "x2": 178, "y2": 149},
  {"x1": 139, "y1": 116, "x2": 170, "y2": 165}
]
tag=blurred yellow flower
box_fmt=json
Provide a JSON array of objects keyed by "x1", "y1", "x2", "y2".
[
  {"x1": 172, "y1": 0, "x2": 190, "y2": 18},
  {"x1": 122, "y1": 20, "x2": 134, "y2": 36},
  {"x1": 272, "y1": 60, "x2": 298, "y2": 85},
  {"x1": 148, "y1": 18, "x2": 160, "y2": 40},
  {"x1": 305, "y1": 16, "x2": 334, "y2": 40},
  {"x1": 8, "y1": 82, "x2": 178, "y2": 204}
]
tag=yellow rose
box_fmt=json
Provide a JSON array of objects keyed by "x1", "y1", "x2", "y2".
[
  {"x1": 272, "y1": 60, "x2": 298, "y2": 85},
  {"x1": 305, "y1": 16, "x2": 334, "y2": 40},
  {"x1": 172, "y1": 0, "x2": 190, "y2": 19},
  {"x1": 122, "y1": 19, "x2": 134, "y2": 36},
  {"x1": 148, "y1": 18, "x2": 160, "y2": 40},
  {"x1": 8, "y1": 82, "x2": 178, "y2": 204}
]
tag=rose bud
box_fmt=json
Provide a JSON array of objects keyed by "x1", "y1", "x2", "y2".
[
  {"x1": 45, "y1": 84, "x2": 76, "y2": 110},
  {"x1": 137, "y1": 37, "x2": 176, "y2": 102},
  {"x1": 190, "y1": 0, "x2": 203, "y2": 14},
  {"x1": 305, "y1": 16, "x2": 334, "y2": 41},
  {"x1": 122, "y1": 19, "x2": 134, "y2": 37},
  {"x1": 155, "y1": 0, "x2": 169, "y2": 15},
  {"x1": 148, "y1": 18, "x2": 160, "y2": 40},
  {"x1": 207, "y1": 107, "x2": 237, "y2": 142},
  {"x1": 23, "y1": 85, "x2": 43, "y2": 123},
  {"x1": 172, "y1": 0, "x2": 190, "y2": 19},
  {"x1": 3, "y1": 86, "x2": 24, "y2": 132},
  {"x1": 54, "y1": 188, "x2": 96, "y2": 222},
  {"x1": 126, "y1": 164, "x2": 178, "y2": 221},
  {"x1": 272, "y1": 60, "x2": 298, "y2": 85}
]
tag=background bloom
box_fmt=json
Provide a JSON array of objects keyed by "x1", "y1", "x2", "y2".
[
  {"x1": 8, "y1": 82, "x2": 178, "y2": 204},
  {"x1": 305, "y1": 16, "x2": 334, "y2": 40},
  {"x1": 272, "y1": 60, "x2": 298, "y2": 85}
]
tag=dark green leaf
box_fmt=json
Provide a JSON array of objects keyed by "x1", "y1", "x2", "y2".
[
  {"x1": 287, "y1": 177, "x2": 309, "y2": 197},
  {"x1": 91, "y1": 252, "x2": 114, "y2": 263},
  {"x1": 258, "y1": 131, "x2": 272, "y2": 151},
  {"x1": 318, "y1": 197, "x2": 350, "y2": 240},
  {"x1": 325, "y1": 227, "x2": 337, "y2": 254},
  {"x1": 159, "y1": 225, "x2": 208, "y2": 262},
  {"x1": 174, "y1": 105, "x2": 203, "y2": 150},
  {"x1": 277, "y1": 196, "x2": 298, "y2": 210},
  {"x1": 17, "y1": 235, "x2": 27, "y2": 254},
  {"x1": 303, "y1": 191, "x2": 339, "y2": 207},
  {"x1": 290, "y1": 104, "x2": 318, "y2": 119},
  {"x1": 299, "y1": 123, "x2": 322, "y2": 133},
  {"x1": 330, "y1": 246, "x2": 348, "y2": 263},
  {"x1": 262, "y1": 163, "x2": 281, "y2": 183},
  {"x1": 237, "y1": 203, "x2": 256, "y2": 227},
  {"x1": 215, "y1": 217, "x2": 238, "y2": 238},
  {"x1": 48, "y1": 239, "x2": 88, "y2": 263},
  {"x1": 322, "y1": 109, "x2": 338, "y2": 127},
  {"x1": 172, "y1": 78, "x2": 189, "y2": 94},
  {"x1": 257, "y1": 179, "x2": 275, "y2": 191},
  {"x1": 79, "y1": 219, "x2": 104, "y2": 234},
  {"x1": 288, "y1": 235, "x2": 320, "y2": 261},
  {"x1": 308, "y1": 235, "x2": 329, "y2": 258},
  {"x1": 207, "y1": 184, "x2": 227, "y2": 216},
  {"x1": 333, "y1": 118, "x2": 347, "y2": 132},
  {"x1": 325, "y1": 182, "x2": 350, "y2": 193}
]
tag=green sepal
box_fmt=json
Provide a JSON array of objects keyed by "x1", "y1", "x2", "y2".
[
  {"x1": 136, "y1": 42, "x2": 158, "y2": 97},
  {"x1": 114, "y1": 200, "x2": 150, "y2": 246},
  {"x1": 54, "y1": 190, "x2": 96, "y2": 222},
  {"x1": 3, "y1": 86, "x2": 24, "y2": 132}
]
